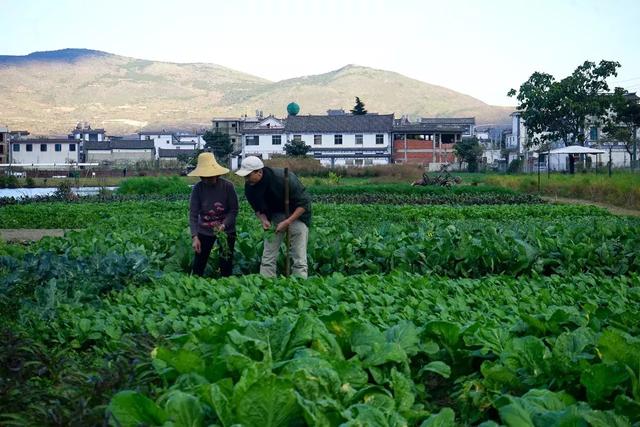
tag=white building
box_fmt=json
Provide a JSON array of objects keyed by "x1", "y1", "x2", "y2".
[
  {"x1": 242, "y1": 116, "x2": 287, "y2": 159},
  {"x1": 10, "y1": 138, "x2": 80, "y2": 165},
  {"x1": 69, "y1": 123, "x2": 106, "y2": 142},
  {"x1": 242, "y1": 113, "x2": 394, "y2": 167},
  {"x1": 85, "y1": 140, "x2": 155, "y2": 165},
  {"x1": 175, "y1": 132, "x2": 205, "y2": 150},
  {"x1": 138, "y1": 131, "x2": 203, "y2": 159}
]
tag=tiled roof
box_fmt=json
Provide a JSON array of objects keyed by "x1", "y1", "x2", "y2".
[
  {"x1": 393, "y1": 124, "x2": 469, "y2": 133},
  {"x1": 285, "y1": 114, "x2": 394, "y2": 133},
  {"x1": 159, "y1": 148, "x2": 197, "y2": 158},
  {"x1": 11, "y1": 138, "x2": 77, "y2": 144},
  {"x1": 72, "y1": 128, "x2": 105, "y2": 134},
  {"x1": 242, "y1": 128, "x2": 286, "y2": 134},
  {"x1": 420, "y1": 117, "x2": 476, "y2": 125},
  {"x1": 85, "y1": 140, "x2": 155, "y2": 150}
]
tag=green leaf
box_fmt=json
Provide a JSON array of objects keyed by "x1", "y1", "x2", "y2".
[
  {"x1": 424, "y1": 321, "x2": 461, "y2": 349},
  {"x1": 598, "y1": 329, "x2": 640, "y2": 370},
  {"x1": 385, "y1": 321, "x2": 422, "y2": 356},
  {"x1": 164, "y1": 391, "x2": 204, "y2": 427},
  {"x1": 391, "y1": 368, "x2": 415, "y2": 413},
  {"x1": 234, "y1": 374, "x2": 302, "y2": 427},
  {"x1": 108, "y1": 390, "x2": 167, "y2": 427},
  {"x1": 155, "y1": 347, "x2": 206, "y2": 375},
  {"x1": 203, "y1": 379, "x2": 233, "y2": 427},
  {"x1": 498, "y1": 401, "x2": 535, "y2": 427},
  {"x1": 420, "y1": 361, "x2": 451, "y2": 379},
  {"x1": 615, "y1": 394, "x2": 640, "y2": 423},
  {"x1": 580, "y1": 363, "x2": 629, "y2": 404},
  {"x1": 419, "y1": 407, "x2": 455, "y2": 427},
  {"x1": 342, "y1": 404, "x2": 396, "y2": 427},
  {"x1": 362, "y1": 342, "x2": 408, "y2": 367}
]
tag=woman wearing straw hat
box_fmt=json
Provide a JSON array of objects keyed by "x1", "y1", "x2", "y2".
[{"x1": 188, "y1": 152, "x2": 239, "y2": 277}]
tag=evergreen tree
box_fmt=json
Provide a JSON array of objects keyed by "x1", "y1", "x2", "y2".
[
  {"x1": 283, "y1": 139, "x2": 310, "y2": 157},
  {"x1": 351, "y1": 97, "x2": 368, "y2": 115},
  {"x1": 453, "y1": 137, "x2": 483, "y2": 172},
  {"x1": 202, "y1": 131, "x2": 234, "y2": 166}
]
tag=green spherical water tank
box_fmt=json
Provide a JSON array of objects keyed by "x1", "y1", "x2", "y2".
[{"x1": 287, "y1": 102, "x2": 300, "y2": 116}]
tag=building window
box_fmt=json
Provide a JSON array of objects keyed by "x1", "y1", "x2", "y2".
[
  {"x1": 26, "y1": 144, "x2": 33, "y2": 152},
  {"x1": 345, "y1": 159, "x2": 354, "y2": 165},
  {"x1": 246, "y1": 136, "x2": 259, "y2": 146},
  {"x1": 355, "y1": 159, "x2": 364, "y2": 166},
  {"x1": 231, "y1": 138, "x2": 236, "y2": 143},
  {"x1": 41, "y1": 144, "x2": 47, "y2": 152},
  {"x1": 55, "y1": 144, "x2": 62, "y2": 152},
  {"x1": 70, "y1": 144, "x2": 76, "y2": 152},
  {"x1": 590, "y1": 126, "x2": 598, "y2": 141},
  {"x1": 272, "y1": 135, "x2": 282, "y2": 145},
  {"x1": 355, "y1": 134, "x2": 363, "y2": 145},
  {"x1": 13, "y1": 144, "x2": 20, "y2": 152},
  {"x1": 314, "y1": 135, "x2": 322, "y2": 145},
  {"x1": 334, "y1": 134, "x2": 343, "y2": 145},
  {"x1": 293, "y1": 135, "x2": 302, "y2": 142},
  {"x1": 376, "y1": 134, "x2": 384, "y2": 144},
  {"x1": 365, "y1": 159, "x2": 373, "y2": 165}
]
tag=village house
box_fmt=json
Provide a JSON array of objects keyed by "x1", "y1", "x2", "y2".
[
  {"x1": 10, "y1": 138, "x2": 80, "y2": 166},
  {"x1": 392, "y1": 117, "x2": 469, "y2": 170},
  {"x1": 0, "y1": 126, "x2": 9, "y2": 165},
  {"x1": 85, "y1": 140, "x2": 155, "y2": 165},
  {"x1": 288, "y1": 113, "x2": 394, "y2": 167},
  {"x1": 139, "y1": 130, "x2": 204, "y2": 159},
  {"x1": 241, "y1": 116, "x2": 287, "y2": 160},
  {"x1": 212, "y1": 113, "x2": 263, "y2": 152}
]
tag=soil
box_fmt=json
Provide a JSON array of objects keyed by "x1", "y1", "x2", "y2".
[{"x1": 0, "y1": 229, "x2": 76, "y2": 242}]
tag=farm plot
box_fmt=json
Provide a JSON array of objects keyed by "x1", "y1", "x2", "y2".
[{"x1": 1, "y1": 189, "x2": 639, "y2": 426}]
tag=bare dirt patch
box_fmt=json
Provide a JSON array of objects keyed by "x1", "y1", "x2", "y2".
[{"x1": 0, "y1": 229, "x2": 75, "y2": 242}]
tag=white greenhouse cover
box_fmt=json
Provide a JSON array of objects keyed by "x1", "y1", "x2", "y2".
[{"x1": 547, "y1": 145, "x2": 606, "y2": 155}]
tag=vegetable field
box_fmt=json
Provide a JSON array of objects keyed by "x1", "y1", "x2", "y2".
[{"x1": 1, "y1": 184, "x2": 639, "y2": 426}]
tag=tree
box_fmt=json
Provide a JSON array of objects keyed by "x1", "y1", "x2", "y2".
[
  {"x1": 176, "y1": 151, "x2": 196, "y2": 165},
  {"x1": 351, "y1": 97, "x2": 367, "y2": 115},
  {"x1": 603, "y1": 88, "x2": 640, "y2": 162},
  {"x1": 283, "y1": 139, "x2": 310, "y2": 157},
  {"x1": 454, "y1": 137, "x2": 483, "y2": 172},
  {"x1": 203, "y1": 131, "x2": 234, "y2": 166},
  {"x1": 507, "y1": 60, "x2": 621, "y2": 147}
]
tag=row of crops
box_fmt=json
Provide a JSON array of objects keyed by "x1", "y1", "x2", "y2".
[{"x1": 1, "y1": 184, "x2": 640, "y2": 426}]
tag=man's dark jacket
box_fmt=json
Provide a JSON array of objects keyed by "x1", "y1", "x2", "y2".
[{"x1": 244, "y1": 167, "x2": 312, "y2": 226}]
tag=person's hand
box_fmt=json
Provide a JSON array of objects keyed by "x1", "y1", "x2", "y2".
[
  {"x1": 261, "y1": 219, "x2": 271, "y2": 231},
  {"x1": 276, "y1": 219, "x2": 291, "y2": 233},
  {"x1": 192, "y1": 235, "x2": 201, "y2": 254}
]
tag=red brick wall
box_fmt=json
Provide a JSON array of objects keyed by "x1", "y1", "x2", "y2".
[{"x1": 392, "y1": 139, "x2": 457, "y2": 164}]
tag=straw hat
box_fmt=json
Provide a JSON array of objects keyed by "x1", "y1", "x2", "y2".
[{"x1": 187, "y1": 152, "x2": 229, "y2": 177}]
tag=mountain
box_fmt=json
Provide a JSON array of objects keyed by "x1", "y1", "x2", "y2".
[{"x1": 0, "y1": 49, "x2": 513, "y2": 135}]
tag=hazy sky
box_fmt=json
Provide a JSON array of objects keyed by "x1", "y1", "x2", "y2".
[{"x1": 2, "y1": 0, "x2": 639, "y2": 106}]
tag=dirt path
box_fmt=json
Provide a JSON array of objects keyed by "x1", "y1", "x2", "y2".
[
  {"x1": 542, "y1": 196, "x2": 640, "y2": 217},
  {"x1": 0, "y1": 229, "x2": 78, "y2": 242}
]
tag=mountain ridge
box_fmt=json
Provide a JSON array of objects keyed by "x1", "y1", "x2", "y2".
[{"x1": 0, "y1": 49, "x2": 513, "y2": 135}]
